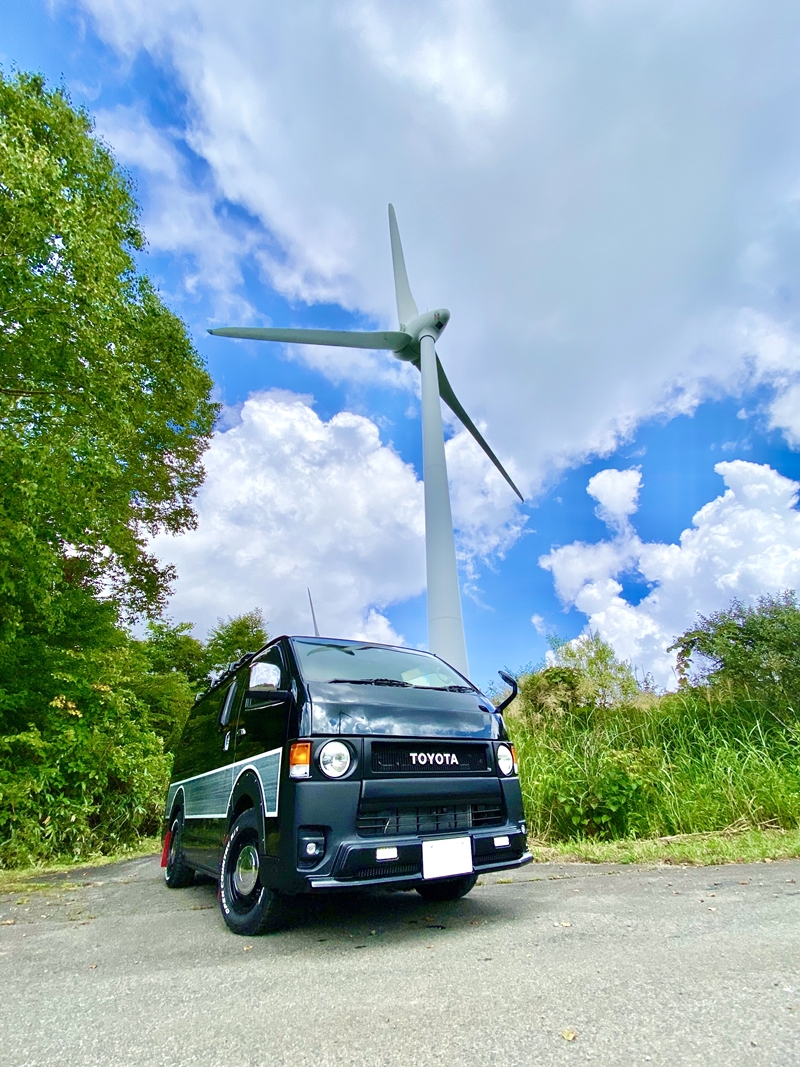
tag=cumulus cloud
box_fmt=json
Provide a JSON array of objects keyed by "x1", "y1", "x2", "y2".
[
  {"x1": 587, "y1": 467, "x2": 642, "y2": 529},
  {"x1": 152, "y1": 391, "x2": 426, "y2": 640},
  {"x1": 540, "y1": 461, "x2": 800, "y2": 687},
  {"x1": 78, "y1": 0, "x2": 800, "y2": 486}
]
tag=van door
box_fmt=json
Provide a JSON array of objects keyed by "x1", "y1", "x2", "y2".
[
  {"x1": 232, "y1": 646, "x2": 291, "y2": 825},
  {"x1": 181, "y1": 679, "x2": 240, "y2": 871}
]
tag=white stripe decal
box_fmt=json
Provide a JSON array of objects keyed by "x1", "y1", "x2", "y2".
[{"x1": 166, "y1": 747, "x2": 282, "y2": 821}]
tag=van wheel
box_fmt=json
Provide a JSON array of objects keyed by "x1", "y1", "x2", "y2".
[
  {"x1": 416, "y1": 874, "x2": 477, "y2": 902},
  {"x1": 219, "y1": 809, "x2": 291, "y2": 935},
  {"x1": 164, "y1": 811, "x2": 194, "y2": 888}
]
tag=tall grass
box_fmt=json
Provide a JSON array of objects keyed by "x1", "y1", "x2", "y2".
[{"x1": 507, "y1": 684, "x2": 800, "y2": 841}]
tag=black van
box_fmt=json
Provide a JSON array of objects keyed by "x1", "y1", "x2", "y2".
[{"x1": 162, "y1": 636, "x2": 531, "y2": 934}]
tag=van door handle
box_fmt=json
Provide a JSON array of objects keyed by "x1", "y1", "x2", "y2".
[{"x1": 223, "y1": 731, "x2": 231, "y2": 752}]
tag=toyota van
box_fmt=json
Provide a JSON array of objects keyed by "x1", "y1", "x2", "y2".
[{"x1": 162, "y1": 636, "x2": 531, "y2": 934}]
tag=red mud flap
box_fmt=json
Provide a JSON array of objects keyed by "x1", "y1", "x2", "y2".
[{"x1": 160, "y1": 831, "x2": 171, "y2": 867}]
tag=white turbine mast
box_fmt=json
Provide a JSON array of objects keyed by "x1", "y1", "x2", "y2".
[{"x1": 210, "y1": 205, "x2": 522, "y2": 678}]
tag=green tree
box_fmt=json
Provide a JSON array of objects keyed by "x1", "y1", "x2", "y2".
[
  {"x1": 548, "y1": 630, "x2": 640, "y2": 708},
  {"x1": 125, "y1": 621, "x2": 206, "y2": 753},
  {"x1": 669, "y1": 591, "x2": 800, "y2": 701},
  {"x1": 0, "y1": 587, "x2": 171, "y2": 866},
  {"x1": 512, "y1": 631, "x2": 641, "y2": 728},
  {"x1": 0, "y1": 71, "x2": 218, "y2": 866},
  {"x1": 203, "y1": 610, "x2": 270, "y2": 676},
  {"x1": 0, "y1": 71, "x2": 217, "y2": 637},
  {"x1": 140, "y1": 620, "x2": 207, "y2": 689}
]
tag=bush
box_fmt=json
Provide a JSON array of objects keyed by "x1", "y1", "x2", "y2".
[
  {"x1": 0, "y1": 694, "x2": 169, "y2": 868},
  {"x1": 0, "y1": 596, "x2": 272, "y2": 867},
  {"x1": 0, "y1": 601, "x2": 172, "y2": 866},
  {"x1": 507, "y1": 623, "x2": 800, "y2": 841}
]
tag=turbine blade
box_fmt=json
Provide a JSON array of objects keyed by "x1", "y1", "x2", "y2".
[
  {"x1": 388, "y1": 204, "x2": 419, "y2": 327},
  {"x1": 209, "y1": 326, "x2": 411, "y2": 351},
  {"x1": 436, "y1": 356, "x2": 524, "y2": 502}
]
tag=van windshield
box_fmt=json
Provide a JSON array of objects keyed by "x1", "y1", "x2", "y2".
[{"x1": 292, "y1": 639, "x2": 475, "y2": 691}]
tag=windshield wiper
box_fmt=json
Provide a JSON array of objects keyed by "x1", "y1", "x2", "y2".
[
  {"x1": 327, "y1": 678, "x2": 475, "y2": 692},
  {"x1": 409, "y1": 684, "x2": 475, "y2": 693},
  {"x1": 329, "y1": 678, "x2": 412, "y2": 687}
]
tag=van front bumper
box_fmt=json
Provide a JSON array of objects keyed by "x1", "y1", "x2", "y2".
[
  {"x1": 304, "y1": 827, "x2": 531, "y2": 889},
  {"x1": 289, "y1": 773, "x2": 531, "y2": 892}
]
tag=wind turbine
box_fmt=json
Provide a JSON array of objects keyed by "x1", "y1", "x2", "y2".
[{"x1": 209, "y1": 205, "x2": 522, "y2": 678}]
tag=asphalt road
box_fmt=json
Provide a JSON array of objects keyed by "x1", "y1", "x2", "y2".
[{"x1": 1, "y1": 854, "x2": 798, "y2": 1067}]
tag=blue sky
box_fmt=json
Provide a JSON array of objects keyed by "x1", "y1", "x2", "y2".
[{"x1": 5, "y1": 1, "x2": 800, "y2": 690}]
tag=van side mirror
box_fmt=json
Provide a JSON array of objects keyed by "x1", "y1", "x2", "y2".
[
  {"x1": 493, "y1": 670, "x2": 518, "y2": 715},
  {"x1": 250, "y1": 661, "x2": 281, "y2": 688},
  {"x1": 245, "y1": 660, "x2": 290, "y2": 712}
]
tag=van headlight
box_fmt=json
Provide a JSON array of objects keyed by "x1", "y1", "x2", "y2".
[
  {"x1": 318, "y1": 740, "x2": 352, "y2": 779},
  {"x1": 496, "y1": 744, "x2": 515, "y2": 776}
]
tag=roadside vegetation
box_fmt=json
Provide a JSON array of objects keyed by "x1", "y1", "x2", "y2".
[
  {"x1": 527, "y1": 826, "x2": 800, "y2": 866},
  {"x1": 0, "y1": 70, "x2": 273, "y2": 868},
  {"x1": 505, "y1": 593, "x2": 800, "y2": 859}
]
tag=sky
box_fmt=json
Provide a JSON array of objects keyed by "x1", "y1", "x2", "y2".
[{"x1": 4, "y1": 0, "x2": 800, "y2": 690}]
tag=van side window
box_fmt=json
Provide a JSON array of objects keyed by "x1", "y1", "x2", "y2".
[
  {"x1": 219, "y1": 680, "x2": 238, "y2": 727},
  {"x1": 170, "y1": 686, "x2": 226, "y2": 783}
]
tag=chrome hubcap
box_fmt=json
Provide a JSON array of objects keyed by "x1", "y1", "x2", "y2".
[
  {"x1": 167, "y1": 821, "x2": 180, "y2": 867},
  {"x1": 233, "y1": 843, "x2": 259, "y2": 896}
]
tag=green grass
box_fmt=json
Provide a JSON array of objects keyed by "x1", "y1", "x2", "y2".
[
  {"x1": 527, "y1": 826, "x2": 800, "y2": 866},
  {"x1": 0, "y1": 835, "x2": 161, "y2": 894},
  {"x1": 509, "y1": 684, "x2": 800, "y2": 842}
]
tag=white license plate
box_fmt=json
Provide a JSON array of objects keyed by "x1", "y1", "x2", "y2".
[{"x1": 422, "y1": 836, "x2": 473, "y2": 880}]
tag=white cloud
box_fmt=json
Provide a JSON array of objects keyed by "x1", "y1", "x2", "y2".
[
  {"x1": 540, "y1": 461, "x2": 800, "y2": 687},
  {"x1": 587, "y1": 467, "x2": 642, "y2": 529},
  {"x1": 445, "y1": 424, "x2": 528, "y2": 565},
  {"x1": 350, "y1": 0, "x2": 509, "y2": 126},
  {"x1": 152, "y1": 391, "x2": 426, "y2": 641},
  {"x1": 531, "y1": 613, "x2": 546, "y2": 635},
  {"x1": 78, "y1": 0, "x2": 800, "y2": 486},
  {"x1": 768, "y1": 381, "x2": 800, "y2": 448},
  {"x1": 282, "y1": 342, "x2": 410, "y2": 392},
  {"x1": 94, "y1": 107, "x2": 257, "y2": 319}
]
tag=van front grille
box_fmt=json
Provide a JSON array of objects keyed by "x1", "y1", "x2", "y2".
[
  {"x1": 371, "y1": 741, "x2": 488, "y2": 774},
  {"x1": 356, "y1": 802, "x2": 504, "y2": 837}
]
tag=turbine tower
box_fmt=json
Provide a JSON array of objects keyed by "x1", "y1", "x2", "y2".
[{"x1": 209, "y1": 205, "x2": 522, "y2": 678}]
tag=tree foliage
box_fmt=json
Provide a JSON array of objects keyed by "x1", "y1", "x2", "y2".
[
  {"x1": 203, "y1": 609, "x2": 270, "y2": 676},
  {"x1": 0, "y1": 71, "x2": 217, "y2": 635},
  {"x1": 507, "y1": 594, "x2": 800, "y2": 842},
  {"x1": 0, "y1": 70, "x2": 221, "y2": 867},
  {"x1": 0, "y1": 607, "x2": 270, "y2": 866},
  {"x1": 669, "y1": 591, "x2": 800, "y2": 703},
  {"x1": 513, "y1": 631, "x2": 641, "y2": 728}
]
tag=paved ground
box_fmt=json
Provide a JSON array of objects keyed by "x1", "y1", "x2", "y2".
[{"x1": 1, "y1": 854, "x2": 798, "y2": 1067}]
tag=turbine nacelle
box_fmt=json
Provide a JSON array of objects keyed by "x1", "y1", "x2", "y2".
[
  {"x1": 401, "y1": 308, "x2": 450, "y2": 340},
  {"x1": 394, "y1": 308, "x2": 450, "y2": 361}
]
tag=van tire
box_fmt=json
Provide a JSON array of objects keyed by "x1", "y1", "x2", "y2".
[
  {"x1": 415, "y1": 873, "x2": 477, "y2": 902},
  {"x1": 164, "y1": 810, "x2": 195, "y2": 889},
  {"x1": 219, "y1": 809, "x2": 291, "y2": 935}
]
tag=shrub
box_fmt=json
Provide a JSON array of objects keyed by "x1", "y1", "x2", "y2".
[{"x1": 510, "y1": 684, "x2": 800, "y2": 840}]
